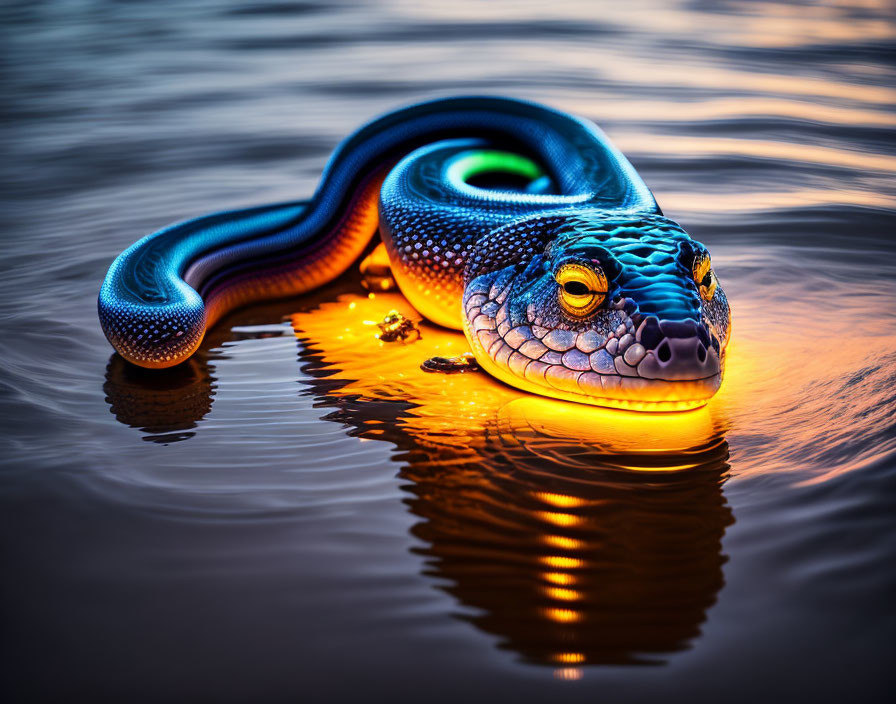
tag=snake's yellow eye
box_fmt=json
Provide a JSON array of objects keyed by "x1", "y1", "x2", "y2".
[
  {"x1": 555, "y1": 262, "x2": 607, "y2": 317},
  {"x1": 692, "y1": 252, "x2": 717, "y2": 301}
]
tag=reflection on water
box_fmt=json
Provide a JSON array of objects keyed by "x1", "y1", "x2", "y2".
[
  {"x1": 398, "y1": 413, "x2": 732, "y2": 668},
  {"x1": 302, "y1": 294, "x2": 734, "y2": 667},
  {"x1": 105, "y1": 288, "x2": 733, "y2": 667},
  {"x1": 104, "y1": 356, "x2": 215, "y2": 443},
  {"x1": 405, "y1": 451, "x2": 730, "y2": 667}
]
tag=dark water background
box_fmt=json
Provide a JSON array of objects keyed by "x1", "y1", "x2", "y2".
[{"x1": 2, "y1": 1, "x2": 895, "y2": 701}]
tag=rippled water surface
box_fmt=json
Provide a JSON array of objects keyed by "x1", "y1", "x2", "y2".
[{"x1": 2, "y1": 1, "x2": 895, "y2": 701}]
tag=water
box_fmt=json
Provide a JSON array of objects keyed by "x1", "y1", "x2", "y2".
[{"x1": 2, "y1": 0, "x2": 895, "y2": 701}]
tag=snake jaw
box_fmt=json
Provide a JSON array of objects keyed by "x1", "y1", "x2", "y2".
[{"x1": 463, "y1": 290, "x2": 722, "y2": 410}]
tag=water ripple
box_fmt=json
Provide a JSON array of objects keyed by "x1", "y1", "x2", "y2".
[{"x1": 1, "y1": 1, "x2": 894, "y2": 701}]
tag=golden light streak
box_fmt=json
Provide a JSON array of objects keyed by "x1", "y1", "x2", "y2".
[
  {"x1": 543, "y1": 607, "x2": 582, "y2": 624},
  {"x1": 542, "y1": 572, "x2": 577, "y2": 587},
  {"x1": 658, "y1": 188, "x2": 896, "y2": 214},
  {"x1": 543, "y1": 586, "x2": 581, "y2": 602},
  {"x1": 533, "y1": 492, "x2": 587, "y2": 509},
  {"x1": 613, "y1": 134, "x2": 896, "y2": 174},
  {"x1": 540, "y1": 556, "x2": 584, "y2": 570},
  {"x1": 536, "y1": 511, "x2": 582, "y2": 528},
  {"x1": 557, "y1": 96, "x2": 896, "y2": 129},
  {"x1": 542, "y1": 535, "x2": 585, "y2": 550},
  {"x1": 554, "y1": 652, "x2": 585, "y2": 665}
]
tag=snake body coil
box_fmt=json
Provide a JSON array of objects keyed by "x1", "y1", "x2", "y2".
[{"x1": 99, "y1": 97, "x2": 730, "y2": 410}]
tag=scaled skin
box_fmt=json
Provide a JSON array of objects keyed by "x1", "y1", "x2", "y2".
[
  {"x1": 459, "y1": 212, "x2": 730, "y2": 411},
  {"x1": 379, "y1": 141, "x2": 730, "y2": 411},
  {"x1": 99, "y1": 96, "x2": 730, "y2": 409}
]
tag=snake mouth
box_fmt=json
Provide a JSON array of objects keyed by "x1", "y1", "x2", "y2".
[
  {"x1": 468, "y1": 333, "x2": 720, "y2": 412},
  {"x1": 464, "y1": 297, "x2": 724, "y2": 411}
]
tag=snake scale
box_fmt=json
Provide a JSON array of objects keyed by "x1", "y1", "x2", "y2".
[{"x1": 99, "y1": 96, "x2": 730, "y2": 411}]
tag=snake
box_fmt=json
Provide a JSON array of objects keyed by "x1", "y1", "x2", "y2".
[{"x1": 99, "y1": 96, "x2": 730, "y2": 411}]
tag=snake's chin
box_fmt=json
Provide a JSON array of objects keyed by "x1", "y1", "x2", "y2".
[
  {"x1": 463, "y1": 311, "x2": 725, "y2": 412},
  {"x1": 469, "y1": 339, "x2": 721, "y2": 412}
]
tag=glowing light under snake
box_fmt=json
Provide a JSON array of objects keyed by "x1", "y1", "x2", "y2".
[{"x1": 99, "y1": 97, "x2": 730, "y2": 410}]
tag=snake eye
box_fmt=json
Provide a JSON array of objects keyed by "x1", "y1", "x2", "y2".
[
  {"x1": 555, "y1": 262, "x2": 607, "y2": 317},
  {"x1": 692, "y1": 252, "x2": 717, "y2": 301}
]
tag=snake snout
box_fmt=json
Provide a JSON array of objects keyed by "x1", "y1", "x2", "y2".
[{"x1": 635, "y1": 317, "x2": 721, "y2": 381}]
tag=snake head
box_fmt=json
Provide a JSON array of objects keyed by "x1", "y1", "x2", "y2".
[{"x1": 462, "y1": 212, "x2": 730, "y2": 411}]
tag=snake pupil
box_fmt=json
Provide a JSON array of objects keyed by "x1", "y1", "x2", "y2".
[{"x1": 563, "y1": 281, "x2": 590, "y2": 296}]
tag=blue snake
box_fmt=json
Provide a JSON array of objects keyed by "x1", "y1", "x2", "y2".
[{"x1": 99, "y1": 97, "x2": 730, "y2": 411}]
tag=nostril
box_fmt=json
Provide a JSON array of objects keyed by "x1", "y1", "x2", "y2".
[
  {"x1": 697, "y1": 343, "x2": 707, "y2": 362},
  {"x1": 657, "y1": 340, "x2": 671, "y2": 363},
  {"x1": 638, "y1": 317, "x2": 664, "y2": 350}
]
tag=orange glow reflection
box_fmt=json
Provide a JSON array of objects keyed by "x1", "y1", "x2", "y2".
[
  {"x1": 542, "y1": 572, "x2": 577, "y2": 587},
  {"x1": 554, "y1": 667, "x2": 583, "y2": 681},
  {"x1": 287, "y1": 289, "x2": 738, "y2": 665},
  {"x1": 536, "y1": 511, "x2": 582, "y2": 528},
  {"x1": 291, "y1": 291, "x2": 728, "y2": 458},
  {"x1": 533, "y1": 492, "x2": 588, "y2": 509},
  {"x1": 543, "y1": 586, "x2": 581, "y2": 602},
  {"x1": 542, "y1": 535, "x2": 585, "y2": 551},
  {"x1": 543, "y1": 607, "x2": 582, "y2": 624},
  {"x1": 554, "y1": 653, "x2": 586, "y2": 665},
  {"x1": 540, "y1": 556, "x2": 585, "y2": 571},
  {"x1": 287, "y1": 289, "x2": 731, "y2": 667}
]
